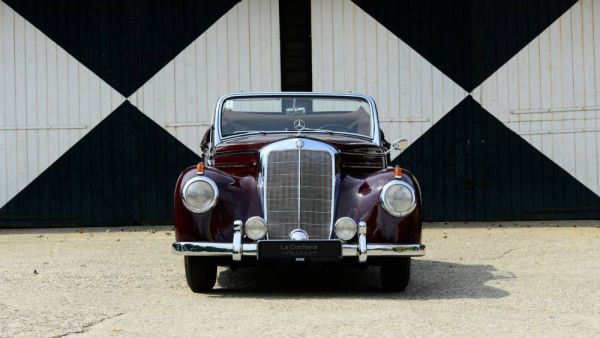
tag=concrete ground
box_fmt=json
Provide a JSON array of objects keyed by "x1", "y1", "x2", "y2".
[{"x1": 1, "y1": 221, "x2": 599, "y2": 337}]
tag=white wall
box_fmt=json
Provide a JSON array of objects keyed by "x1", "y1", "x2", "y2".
[{"x1": 129, "y1": 0, "x2": 281, "y2": 154}]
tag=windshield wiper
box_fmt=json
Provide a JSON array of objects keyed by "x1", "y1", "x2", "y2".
[
  {"x1": 231, "y1": 130, "x2": 268, "y2": 135},
  {"x1": 297, "y1": 128, "x2": 334, "y2": 135}
]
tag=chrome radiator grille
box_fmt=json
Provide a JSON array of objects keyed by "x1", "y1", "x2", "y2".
[{"x1": 265, "y1": 149, "x2": 333, "y2": 239}]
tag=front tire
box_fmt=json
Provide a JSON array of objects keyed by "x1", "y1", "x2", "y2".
[
  {"x1": 184, "y1": 256, "x2": 217, "y2": 293},
  {"x1": 380, "y1": 258, "x2": 411, "y2": 292}
]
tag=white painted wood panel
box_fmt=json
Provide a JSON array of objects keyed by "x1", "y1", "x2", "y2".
[
  {"x1": 0, "y1": 1, "x2": 125, "y2": 208},
  {"x1": 311, "y1": 0, "x2": 468, "y2": 159},
  {"x1": 131, "y1": 0, "x2": 281, "y2": 154},
  {"x1": 474, "y1": 0, "x2": 600, "y2": 197}
]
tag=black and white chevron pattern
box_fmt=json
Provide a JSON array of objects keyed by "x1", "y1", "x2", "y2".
[{"x1": 0, "y1": 0, "x2": 598, "y2": 227}]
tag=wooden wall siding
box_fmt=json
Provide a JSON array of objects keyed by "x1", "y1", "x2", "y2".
[
  {"x1": 311, "y1": 0, "x2": 599, "y2": 221},
  {"x1": 129, "y1": 0, "x2": 281, "y2": 154},
  {"x1": 310, "y1": 0, "x2": 468, "y2": 159},
  {"x1": 472, "y1": 0, "x2": 600, "y2": 197},
  {"x1": 0, "y1": 1, "x2": 125, "y2": 208},
  {"x1": 2, "y1": 0, "x2": 240, "y2": 98},
  {"x1": 0, "y1": 102, "x2": 201, "y2": 227}
]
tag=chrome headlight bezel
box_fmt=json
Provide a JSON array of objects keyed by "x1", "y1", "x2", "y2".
[
  {"x1": 380, "y1": 180, "x2": 417, "y2": 217},
  {"x1": 181, "y1": 176, "x2": 219, "y2": 213}
]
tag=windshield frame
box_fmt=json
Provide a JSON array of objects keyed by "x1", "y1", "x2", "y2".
[{"x1": 213, "y1": 92, "x2": 381, "y2": 146}]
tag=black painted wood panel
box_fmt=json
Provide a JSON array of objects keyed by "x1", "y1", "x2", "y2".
[{"x1": 280, "y1": 0, "x2": 312, "y2": 92}]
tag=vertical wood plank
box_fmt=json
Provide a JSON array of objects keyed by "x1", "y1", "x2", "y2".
[
  {"x1": 343, "y1": 0, "x2": 356, "y2": 91},
  {"x1": 571, "y1": 2, "x2": 588, "y2": 198},
  {"x1": 322, "y1": 0, "x2": 334, "y2": 91},
  {"x1": 175, "y1": 46, "x2": 187, "y2": 146},
  {"x1": 310, "y1": 0, "x2": 322, "y2": 90},
  {"x1": 408, "y1": 49, "x2": 422, "y2": 144},
  {"x1": 365, "y1": 12, "x2": 377, "y2": 99},
  {"x1": 23, "y1": 15, "x2": 35, "y2": 190},
  {"x1": 12, "y1": 11, "x2": 27, "y2": 203},
  {"x1": 584, "y1": 0, "x2": 598, "y2": 193},
  {"x1": 561, "y1": 10, "x2": 577, "y2": 191},
  {"x1": 354, "y1": 4, "x2": 366, "y2": 94},
  {"x1": 387, "y1": 32, "x2": 400, "y2": 122},
  {"x1": 238, "y1": 0, "x2": 250, "y2": 92},
  {"x1": 376, "y1": 22, "x2": 388, "y2": 118},
  {"x1": 270, "y1": 0, "x2": 280, "y2": 90},
  {"x1": 249, "y1": 0, "x2": 261, "y2": 90},
  {"x1": 259, "y1": 0, "x2": 271, "y2": 90},
  {"x1": 398, "y1": 36, "x2": 410, "y2": 123},
  {"x1": 187, "y1": 35, "x2": 199, "y2": 148},
  {"x1": 0, "y1": 2, "x2": 8, "y2": 203},
  {"x1": 46, "y1": 28, "x2": 59, "y2": 170},
  {"x1": 195, "y1": 34, "x2": 208, "y2": 121},
  {"x1": 332, "y1": 0, "x2": 344, "y2": 91},
  {"x1": 539, "y1": 16, "x2": 553, "y2": 159},
  {"x1": 420, "y1": 53, "x2": 433, "y2": 137}
]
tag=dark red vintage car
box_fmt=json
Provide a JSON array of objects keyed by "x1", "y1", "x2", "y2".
[{"x1": 172, "y1": 92, "x2": 425, "y2": 292}]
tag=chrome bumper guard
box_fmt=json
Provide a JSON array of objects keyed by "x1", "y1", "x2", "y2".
[{"x1": 172, "y1": 221, "x2": 425, "y2": 262}]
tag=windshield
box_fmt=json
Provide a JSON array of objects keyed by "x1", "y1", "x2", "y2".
[{"x1": 219, "y1": 96, "x2": 373, "y2": 139}]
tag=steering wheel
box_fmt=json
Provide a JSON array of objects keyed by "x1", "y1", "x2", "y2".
[{"x1": 318, "y1": 124, "x2": 352, "y2": 132}]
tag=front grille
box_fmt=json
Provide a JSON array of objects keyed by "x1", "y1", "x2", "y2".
[{"x1": 265, "y1": 149, "x2": 333, "y2": 239}]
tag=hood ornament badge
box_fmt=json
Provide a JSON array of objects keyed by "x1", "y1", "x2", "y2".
[
  {"x1": 293, "y1": 119, "x2": 305, "y2": 131},
  {"x1": 295, "y1": 140, "x2": 304, "y2": 148}
]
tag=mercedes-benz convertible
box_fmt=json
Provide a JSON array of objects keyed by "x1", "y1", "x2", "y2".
[{"x1": 172, "y1": 92, "x2": 425, "y2": 292}]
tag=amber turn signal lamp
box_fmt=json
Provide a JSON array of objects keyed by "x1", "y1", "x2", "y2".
[
  {"x1": 394, "y1": 165, "x2": 402, "y2": 178},
  {"x1": 196, "y1": 162, "x2": 204, "y2": 175}
]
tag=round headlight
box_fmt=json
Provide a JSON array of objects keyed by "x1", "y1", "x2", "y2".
[
  {"x1": 334, "y1": 217, "x2": 358, "y2": 240},
  {"x1": 380, "y1": 181, "x2": 416, "y2": 217},
  {"x1": 181, "y1": 177, "x2": 218, "y2": 213},
  {"x1": 245, "y1": 216, "x2": 267, "y2": 240}
]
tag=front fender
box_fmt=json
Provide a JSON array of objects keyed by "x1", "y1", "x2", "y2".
[
  {"x1": 174, "y1": 166, "x2": 261, "y2": 242},
  {"x1": 336, "y1": 168, "x2": 423, "y2": 244}
]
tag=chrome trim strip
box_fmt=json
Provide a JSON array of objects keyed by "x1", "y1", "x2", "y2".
[
  {"x1": 172, "y1": 242, "x2": 425, "y2": 258},
  {"x1": 357, "y1": 221, "x2": 367, "y2": 263},
  {"x1": 213, "y1": 92, "x2": 381, "y2": 146},
  {"x1": 297, "y1": 147, "x2": 301, "y2": 227},
  {"x1": 232, "y1": 220, "x2": 242, "y2": 261},
  {"x1": 358, "y1": 244, "x2": 425, "y2": 256}
]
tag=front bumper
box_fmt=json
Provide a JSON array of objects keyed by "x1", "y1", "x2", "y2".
[{"x1": 172, "y1": 220, "x2": 425, "y2": 263}]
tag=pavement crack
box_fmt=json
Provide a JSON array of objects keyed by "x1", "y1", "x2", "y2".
[
  {"x1": 51, "y1": 312, "x2": 124, "y2": 338},
  {"x1": 489, "y1": 248, "x2": 517, "y2": 260}
]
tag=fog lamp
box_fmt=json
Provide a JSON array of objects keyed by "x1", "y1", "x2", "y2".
[
  {"x1": 245, "y1": 216, "x2": 268, "y2": 240},
  {"x1": 334, "y1": 217, "x2": 358, "y2": 240}
]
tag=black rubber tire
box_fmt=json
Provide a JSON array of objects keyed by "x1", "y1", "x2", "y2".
[
  {"x1": 184, "y1": 256, "x2": 217, "y2": 293},
  {"x1": 380, "y1": 257, "x2": 411, "y2": 292}
]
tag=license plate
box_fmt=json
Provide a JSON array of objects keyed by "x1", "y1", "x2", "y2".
[{"x1": 257, "y1": 240, "x2": 342, "y2": 261}]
